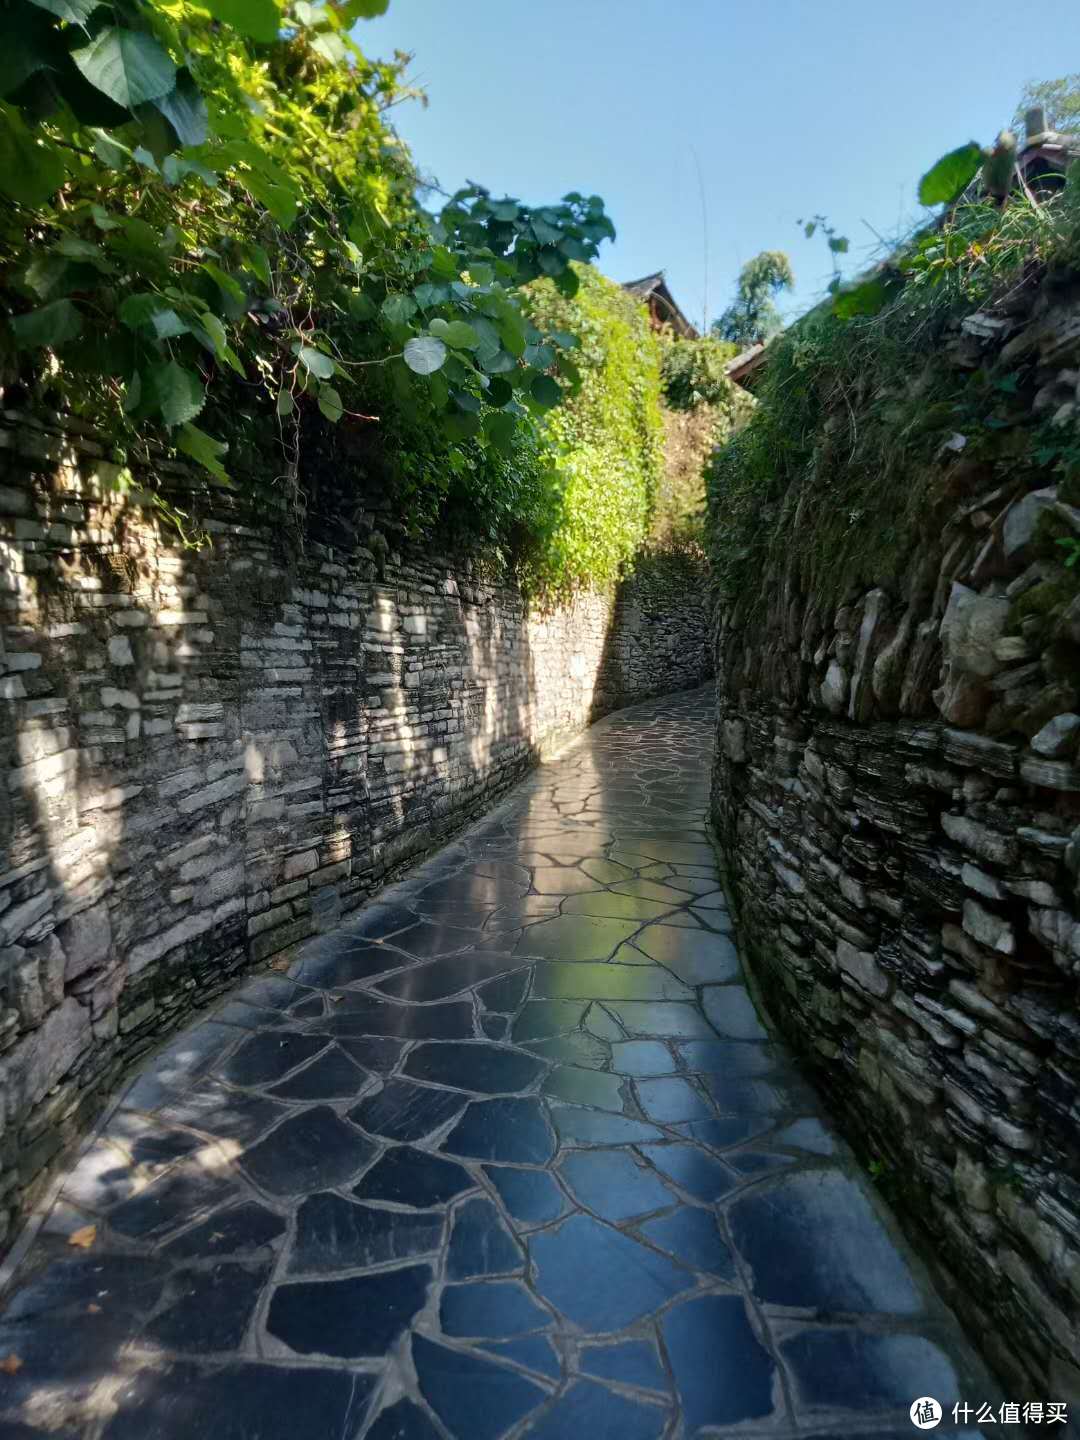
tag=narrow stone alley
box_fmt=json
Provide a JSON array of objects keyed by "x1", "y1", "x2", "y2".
[{"x1": 0, "y1": 688, "x2": 995, "y2": 1438}]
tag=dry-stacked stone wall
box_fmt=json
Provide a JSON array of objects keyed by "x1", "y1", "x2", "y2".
[
  {"x1": 711, "y1": 282, "x2": 1080, "y2": 1401},
  {"x1": 0, "y1": 412, "x2": 711, "y2": 1249}
]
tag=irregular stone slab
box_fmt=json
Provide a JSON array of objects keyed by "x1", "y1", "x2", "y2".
[
  {"x1": 530, "y1": 1214, "x2": 693, "y2": 1331},
  {"x1": 386, "y1": 920, "x2": 483, "y2": 957},
  {"x1": 701, "y1": 986, "x2": 770, "y2": 1041},
  {"x1": 481, "y1": 1335, "x2": 561, "y2": 1380},
  {"x1": 579, "y1": 1338, "x2": 669, "y2": 1392},
  {"x1": 376, "y1": 951, "x2": 526, "y2": 1002},
  {"x1": 268, "y1": 1046, "x2": 369, "y2": 1101},
  {"x1": 531, "y1": 962, "x2": 692, "y2": 1002},
  {"x1": 584, "y1": 1003, "x2": 625, "y2": 1041},
  {"x1": 638, "y1": 1143, "x2": 739, "y2": 1203},
  {"x1": 676, "y1": 1040, "x2": 776, "y2": 1076},
  {"x1": 525, "y1": 1032, "x2": 609, "y2": 1069},
  {"x1": 148, "y1": 1081, "x2": 286, "y2": 1146},
  {"x1": 267, "y1": 1265, "x2": 430, "y2": 1356},
  {"x1": 528, "y1": 1380, "x2": 667, "y2": 1440},
  {"x1": 99, "y1": 1360, "x2": 372, "y2": 1440},
  {"x1": 531, "y1": 867, "x2": 607, "y2": 896},
  {"x1": 289, "y1": 1192, "x2": 443, "y2": 1273},
  {"x1": 219, "y1": 1031, "x2": 327, "y2": 1088},
  {"x1": 560, "y1": 1149, "x2": 673, "y2": 1222},
  {"x1": 511, "y1": 1000, "x2": 587, "y2": 1042},
  {"x1": 514, "y1": 915, "x2": 640, "y2": 961},
  {"x1": 403, "y1": 1042, "x2": 545, "y2": 1094},
  {"x1": 638, "y1": 1207, "x2": 737, "y2": 1279},
  {"x1": 106, "y1": 1166, "x2": 239, "y2": 1241},
  {"x1": 447, "y1": 1197, "x2": 523, "y2": 1279},
  {"x1": 727, "y1": 1170, "x2": 923, "y2": 1313},
  {"x1": 441, "y1": 1280, "x2": 549, "y2": 1337},
  {"x1": 781, "y1": 1328, "x2": 961, "y2": 1412},
  {"x1": 164, "y1": 1202, "x2": 286, "y2": 1260},
  {"x1": 477, "y1": 969, "x2": 531, "y2": 1013},
  {"x1": 483, "y1": 1165, "x2": 571, "y2": 1226},
  {"x1": 443, "y1": 1097, "x2": 555, "y2": 1165},
  {"x1": 290, "y1": 940, "x2": 409, "y2": 990},
  {"x1": 349, "y1": 1079, "x2": 466, "y2": 1142},
  {"x1": 773, "y1": 1118, "x2": 837, "y2": 1156},
  {"x1": 549, "y1": 1106, "x2": 664, "y2": 1146},
  {"x1": 661, "y1": 1294, "x2": 777, "y2": 1429},
  {"x1": 412, "y1": 1334, "x2": 548, "y2": 1440},
  {"x1": 354, "y1": 1147, "x2": 474, "y2": 1208},
  {"x1": 146, "y1": 1263, "x2": 269, "y2": 1351},
  {"x1": 610, "y1": 1041, "x2": 678, "y2": 1076},
  {"x1": 560, "y1": 892, "x2": 677, "y2": 922},
  {"x1": 626, "y1": 926, "x2": 740, "y2": 985},
  {"x1": 240, "y1": 1107, "x2": 376, "y2": 1196},
  {"x1": 542, "y1": 1066, "x2": 626, "y2": 1111},
  {"x1": 2, "y1": 1255, "x2": 166, "y2": 1324},
  {"x1": 602, "y1": 1001, "x2": 716, "y2": 1039},
  {"x1": 313, "y1": 996, "x2": 475, "y2": 1041},
  {"x1": 635, "y1": 1077, "x2": 714, "y2": 1122}
]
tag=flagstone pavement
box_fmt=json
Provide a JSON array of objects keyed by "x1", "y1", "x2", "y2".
[{"x1": 0, "y1": 686, "x2": 997, "y2": 1438}]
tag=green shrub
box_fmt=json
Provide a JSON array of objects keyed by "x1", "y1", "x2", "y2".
[
  {"x1": 660, "y1": 333, "x2": 739, "y2": 410},
  {"x1": 523, "y1": 265, "x2": 665, "y2": 595}
]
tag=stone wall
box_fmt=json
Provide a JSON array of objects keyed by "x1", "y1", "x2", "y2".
[
  {"x1": 711, "y1": 282, "x2": 1080, "y2": 1401},
  {"x1": 0, "y1": 411, "x2": 711, "y2": 1250}
]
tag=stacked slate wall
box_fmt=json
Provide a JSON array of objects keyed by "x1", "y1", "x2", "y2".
[
  {"x1": 0, "y1": 411, "x2": 711, "y2": 1249},
  {"x1": 711, "y1": 276, "x2": 1080, "y2": 1401}
]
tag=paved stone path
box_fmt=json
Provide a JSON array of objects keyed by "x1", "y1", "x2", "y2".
[{"x1": 0, "y1": 687, "x2": 995, "y2": 1438}]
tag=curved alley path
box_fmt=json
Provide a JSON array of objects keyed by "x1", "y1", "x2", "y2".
[{"x1": 0, "y1": 687, "x2": 995, "y2": 1439}]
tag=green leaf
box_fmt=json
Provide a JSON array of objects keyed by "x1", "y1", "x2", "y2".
[
  {"x1": 549, "y1": 329, "x2": 578, "y2": 349},
  {"x1": 202, "y1": 261, "x2": 245, "y2": 304},
  {"x1": 530, "y1": 374, "x2": 561, "y2": 409},
  {"x1": 244, "y1": 244, "x2": 271, "y2": 288},
  {"x1": 10, "y1": 299, "x2": 82, "y2": 349},
  {"x1": 381, "y1": 293, "x2": 416, "y2": 326},
  {"x1": 483, "y1": 410, "x2": 516, "y2": 457},
  {"x1": 317, "y1": 384, "x2": 343, "y2": 422},
  {"x1": 72, "y1": 28, "x2": 177, "y2": 109},
  {"x1": 298, "y1": 345, "x2": 335, "y2": 379},
  {"x1": 467, "y1": 262, "x2": 494, "y2": 286},
  {"x1": 443, "y1": 410, "x2": 480, "y2": 441},
  {"x1": 154, "y1": 361, "x2": 205, "y2": 427},
  {"x1": 0, "y1": 105, "x2": 66, "y2": 207},
  {"x1": 201, "y1": 0, "x2": 280, "y2": 42},
  {"x1": 479, "y1": 347, "x2": 515, "y2": 375},
  {"x1": 443, "y1": 320, "x2": 479, "y2": 350},
  {"x1": 917, "y1": 142, "x2": 983, "y2": 207},
  {"x1": 27, "y1": 0, "x2": 100, "y2": 22},
  {"x1": 338, "y1": 0, "x2": 388, "y2": 19},
  {"x1": 827, "y1": 235, "x2": 849, "y2": 254},
  {"x1": 154, "y1": 72, "x2": 208, "y2": 147},
  {"x1": 489, "y1": 200, "x2": 519, "y2": 222},
  {"x1": 310, "y1": 31, "x2": 347, "y2": 63},
  {"x1": 176, "y1": 423, "x2": 229, "y2": 482},
  {"x1": 403, "y1": 336, "x2": 447, "y2": 375},
  {"x1": 486, "y1": 376, "x2": 513, "y2": 407},
  {"x1": 238, "y1": 169, "x2": 299, "y2": 227},
  {"x1": 833, "y1": 278, "x2": 892, "y2": 320},
  {"x1": 0, "y1": 4, "x2": 61, "y2": 101},
  {"x1": 276, "y1": 387, "x2": 294, "y2": 416},
  {"x1": 10, "y1": 299, "x2": 81, "y2": 349}
]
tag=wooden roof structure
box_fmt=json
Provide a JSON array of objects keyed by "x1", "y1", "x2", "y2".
[{"x1": 622, "y1": 272, "x2": 699, "y2": 339}]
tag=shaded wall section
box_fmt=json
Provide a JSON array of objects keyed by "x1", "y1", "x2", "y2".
[
  {"x1": 710, "y1": 281, "x2": 1080, "y2": 1401},
  {"x1": 0, "y1": 413, "x2": 711, "y2": 1248}
]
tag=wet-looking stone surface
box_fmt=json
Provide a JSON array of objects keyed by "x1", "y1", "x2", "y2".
[{"x1": 0, "y1": 689, "x2": 996, "y2": 1437}]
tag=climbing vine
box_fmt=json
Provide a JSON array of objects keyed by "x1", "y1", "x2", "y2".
[{"x1": 0, "y1": 0, "x2": 615, "y2": 574}]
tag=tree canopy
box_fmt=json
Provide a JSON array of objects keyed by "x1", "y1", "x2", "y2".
[{"x1": 712, "y1": 250, "x2": 794, "y2": 348}]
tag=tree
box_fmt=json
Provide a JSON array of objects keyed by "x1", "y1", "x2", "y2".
[
  {"x1": 713, "y1": 251, "x2": 795, "y2": 348},
  {"x1": 1014, "y1": 75, "x2": 1080, "y2": 136}
]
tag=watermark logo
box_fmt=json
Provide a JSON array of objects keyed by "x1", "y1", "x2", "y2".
[{"x1": 910, "y1": 1397, "x2": 943, "y2": 1429}]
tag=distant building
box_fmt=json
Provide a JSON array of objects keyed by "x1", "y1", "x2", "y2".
[
  {"x1": 723, "y1": 342, "x2": 768, "y2": 392},
  {"x1": 622, "y1": 272, "x2": 699, "y2": 339}
]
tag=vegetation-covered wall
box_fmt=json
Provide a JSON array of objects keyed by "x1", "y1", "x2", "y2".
[{"x1": 708, "y1": 196, "x2": 1080, "y2": 1398}]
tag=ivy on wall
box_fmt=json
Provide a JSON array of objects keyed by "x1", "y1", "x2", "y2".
[{"x1": 523, "y1": 264, "x2": 665, "y2": 596}]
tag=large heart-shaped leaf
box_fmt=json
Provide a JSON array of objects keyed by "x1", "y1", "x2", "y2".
[
  {"x1": 201, "y1": 0, "x2": 280, "y2": 42},
  {"x1": 10, "y1": 299, "x2": 82, "y2": 349},
  {"x1": 403, "y1": 336, "x2": 447, "y2": 375},
  {"x1": 27, "y1": 0, "x2": 100, "y2": 23},
  {"x1": 0, "y1": 105, "x2": 66, "y2": 206},
  {"x1": 298, "y1": 345, "x2": 335, "y2": 380},
  {"x1": 72, "y1": 28, "x2": 176, "y2": 109},
  {"x1": 176, "y1": 423, "x2": 229, "y2": 482},
  {"x1": 154, "y1": 72, "x2": 208, "y2": 147},
  {"x1": 917, "y1": 142, "x2": 983, "y2": 207},
  {"x1": 154, "y1": 360, "x2": 204, "y2": 427}
]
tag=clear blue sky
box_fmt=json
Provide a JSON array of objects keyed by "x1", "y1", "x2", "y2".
[{"x1": 360, "y1": 1, "x2": 1080, "y2": 328}]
